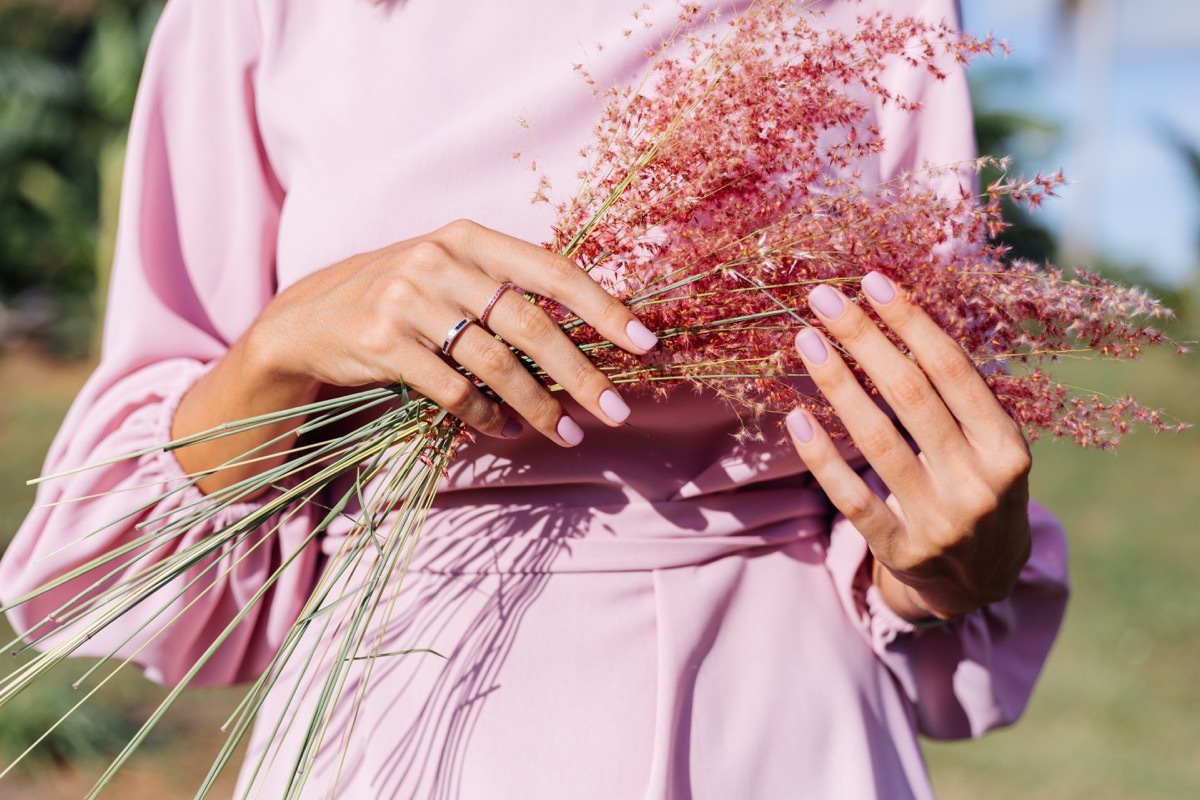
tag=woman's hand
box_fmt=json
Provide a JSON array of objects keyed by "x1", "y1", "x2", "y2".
[
  {"x1": 248, "y1": 219, "x2": 656, "y2": 445},
  {"x1": 785, "y1": 272, "x2": 1032, "y2": 622},
  {"x1": 173, "y1": 220, "x2": 657, "y2": 493}
]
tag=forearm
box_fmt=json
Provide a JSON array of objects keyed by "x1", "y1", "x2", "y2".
[{"x1": 171, "y1": 330, "x2": 320, "y2": 496}]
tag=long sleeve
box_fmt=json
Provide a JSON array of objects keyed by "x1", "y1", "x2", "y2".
[{"x1": 0, "y1": 0, "x2": 320, "y2": 687}]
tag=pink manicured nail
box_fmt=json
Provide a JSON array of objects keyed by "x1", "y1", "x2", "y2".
[
  {"x1": 786, "y1": 409, "x2": 815, "y2": 444},
  {"x1": 599, "y1": 389, "x2": 631, "y2": 424},
  {"x1": 861, "y1": 272, "x2": 896, "y2": 304},
  {"x1": 557, "y1": 415, "x2": 585, "y2": 446},
  {"x1": 502, "y1": 418, "x2": 524, "y2": 439},
  {"x1": 808, "y1": 285, "x2": 846, "y2": 319},
  {"x1": 795, "y1": 329, "x2": 828, "y2": 365},
  {"x1": 626, "y1": 319, "x2": 659, "y2": 350}
]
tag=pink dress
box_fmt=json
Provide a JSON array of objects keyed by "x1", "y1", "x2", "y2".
[{"x1": 1, "y1": 1, "x2": 1069, "y2": 797}]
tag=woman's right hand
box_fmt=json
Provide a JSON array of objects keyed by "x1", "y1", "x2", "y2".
[
  {"x1": 246, "y1": 219, "x2": 657, "y2": 446},
  {"x1": 173, "y1": 220, "x2": 660, "y2": 493}
]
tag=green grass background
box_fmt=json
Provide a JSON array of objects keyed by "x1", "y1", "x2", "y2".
[
  {"x1": 1, "y1": 346, "x2": 1197, "y2": 797},
  {"x1": 927, "y1": 348, "x2": 1200, "y2": 799}
]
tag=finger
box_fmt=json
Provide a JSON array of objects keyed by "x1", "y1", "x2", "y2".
[
  {"x1": 793, "y1": 325, "x2": 929, "y2": 499},
  {"x1": 393, "y1": 343, "x2": 524, "y2": 441},
  {"x1": 858, "y1": 271, "x2": 1026, "y2": 450},
  {"x1": 784, "y1": 407, "x2": 905, "y2": 558},
  {"x1": 435, "y1": 219, "x2": 660, "y2": 354},
  {"x1": 447, "y1": 322, "x2": 595, "y2": 447},
  {"x1": 398, "y1": 245, "x2": 633, "y2": 438},
  {"x1": 805, "y1": 282, "x2": 967, "y2": 465},
  {"x1": 478, "y1": 290, "x2": 632, "y2": 429}
]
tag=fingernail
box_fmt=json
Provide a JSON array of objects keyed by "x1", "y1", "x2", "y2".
[
  {"x1": 809, "y1": 284, "x2": 846, "y2": 319},
  {"x1": 557, "y1": 415, "x2": 585, "y2": 446},
  {"x1": 599, "y1": 389, "x2": 631, "y2": 424},
  {"x1": 861, "y1": 272, "x2": 896, "y2": 305},
  {"x1": 502, "y1": 418, "x2": 524, "y2": 439},
  {"x1": 626, "y1": 319, "x2": 659, "y2": 350},
  {"x1": 795, "y1": 329, "x2": 828, "y2": 365},
  {"x1": 786, "y1": 409, "x2": 814, "y2": 444}
]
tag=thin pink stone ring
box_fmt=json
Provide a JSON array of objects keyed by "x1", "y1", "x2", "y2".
[{"x1": 479, "y1": 281, "x2": 521, "y2": 330}]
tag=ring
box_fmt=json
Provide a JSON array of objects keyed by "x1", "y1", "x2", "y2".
[
  {"x1": 478, "y1": 282, "x2": 521, "y2": 329},
  {"x1": 441, "y1": 317, "x2": 474, "y2": 355}
]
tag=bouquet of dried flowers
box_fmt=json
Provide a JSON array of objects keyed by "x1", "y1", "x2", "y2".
[
  {"x1": 0, "y1": 1, "x2": 1182, "y2": 796},
  {"x1": 544, "y1": 1, "x2": 1180, "y2": 446}
]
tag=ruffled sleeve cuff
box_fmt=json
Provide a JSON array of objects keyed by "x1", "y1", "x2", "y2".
[
  {"x1": 1, "y1": 358, "x2": 323, "y2": 687},
  {"x1": 823, "y1": 469, "x2": 1070, "y2": 739},
  {"x1": 865, "y1": 583, "x2": 920, "y2": 642}
]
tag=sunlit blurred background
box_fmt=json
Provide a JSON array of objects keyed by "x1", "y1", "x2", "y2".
[{"x1": 1, "y1": 1, "x2": 1197, "y2": 797}]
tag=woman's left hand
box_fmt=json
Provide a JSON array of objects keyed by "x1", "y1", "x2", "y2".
[{"x1": 786, "y1": 271, "x2": 1033, "y2": 622}]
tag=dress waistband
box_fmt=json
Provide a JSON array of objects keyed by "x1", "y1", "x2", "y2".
[{"x1": 323, "y1": 484, "x2": 834, "y2": 574}]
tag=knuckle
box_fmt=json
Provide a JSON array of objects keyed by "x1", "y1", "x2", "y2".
[
  {"x1": 836, "y1": 311, "x2": 875, "y2": 345},
  {"x1": 437, "y1": 378, "x2": 477, "y2": 415},
  {"x1": 592, "y1": 297, "x2": 630, "y2": 333},
  {"x1": 1003, "y1": 434, "x2": 1033, "y2": 474},
  {"x1": 439, "y1": 218, "x2": 483, "y2": 243},
  {"x1": 524, "y1": 393, "x2": 565, "y2": 430},
  {"x1": 794, "y1": 435, "x2": 835, "y2": 469},
  {"x1": 817, "y1": 363, "x2": 856, "y2": 395},
  {"x1": 566, "y1": 354, "x2": 605, "y2": 393},
  {"x1": 920, "y1": 522, "x2": 961, "y2": 556},
  {"x1": 973, "y1": 490, "x2": 1002, "y2": 521},
  {"x1": 888, "y1": 368, "x2": 929, "y2": 410},
  {"x1": 1001, "y1": 443, "x2": 1033, "y2": 481},
  {"x1": 358, "y1": 317, "x2": 400, "y2": 357},
  {"x1": 838, "y1": 485, "x2": 878, "y2": 523},
  {"x1": 927, "y1": 346, "x2": 976, "y2": 384},
  {"x1": 474, "y1": 338, "x2": 515, "y2": 377},
  {"x1": 892, "y1": 299, "x2": 924, "y2": 329},
  {"x1": 982, "y1": 428, "x2": 1032, "y2": 485},
  {"x1": 380, "y1": 275, "x2": 420, "y2": 308},
  {"x1": 954, "y1": 471, "x2": 1001, "y2": 516},
  {"x1": 539, "y1": 254, "x2": 584, "y2": 294},
  {"x1": 511, "y1": 299, "x2": 557, "y2": 340},
  {"x1": 404, "y1": 240, "x2": 452, "y2": 274},
  {"x1": 474, "y1": 404, "x2": 504, "y2": 434},
  {"x1": 857, "y1": 423, "x2": 900, "y2": 460}
]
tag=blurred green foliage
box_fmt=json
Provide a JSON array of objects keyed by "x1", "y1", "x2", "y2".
[
  {"x1": 0, "y1": 0, "x2": 161, "y2": 357},
  {"x1": 0, "y1": 0, "x2": 163, "y2": 773},
  {"x1": 973, "y1": 106, "x2": 1061, "y2": 268},
  {"x1": 0, "y1": 660, "x2": 136, "y2": 772}
]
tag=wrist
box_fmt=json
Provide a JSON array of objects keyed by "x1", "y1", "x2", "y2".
[
  {"x1": 239, "y1": 316, "x2": 322, "y2": 405},
  {"x1": 870, "y1": 558, "x2": 952, "y2": 626}
]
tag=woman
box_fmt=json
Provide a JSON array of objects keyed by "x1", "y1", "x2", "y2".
[{"x1": 1, "y1": 0, "x2": 1068, "y2": 797}]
